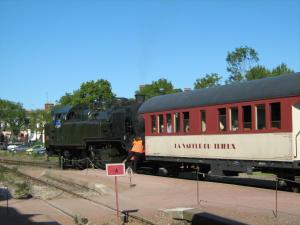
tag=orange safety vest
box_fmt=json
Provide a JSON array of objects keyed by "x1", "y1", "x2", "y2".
[{"x1": 131, "y1": 140, "x2": 144, "y2": 153}]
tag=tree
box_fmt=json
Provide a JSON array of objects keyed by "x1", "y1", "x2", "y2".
[
  {"x1": 226, "y1": 46, "x2": 259, "y2": 83},
  {"x1": 245, "y1": 63, "x2": 294, "y2": 81},
  {"x1": 58, "y1": 79, "x2": 115, "y2": 106},
  {"x1": 194, "y1": 73, "x2": 222, "y2": 89},
  {"x1": 135, "y1": 78, "x2": 181, "y2": 99},
  {"x1": 59, "y1": 93, "x2": 73, "y2": 106},
  {"x1": 271, "y1": 63, "x2": 294, "y2": 76},
  {"x1": 0, "y1": 99, "x2": 27, "y2": 139},
  {"x1": 245, "y1": 65, "x2": 271, "y2": 80},
  {"x1": 27, "y1": 109, "x2": 51, "y2": 141}
]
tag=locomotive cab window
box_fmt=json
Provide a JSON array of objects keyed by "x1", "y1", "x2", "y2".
[
  {"x1": 183, "y1": 112, "x2": 190, "y2": 133},
  {"x1": 67, "y1": 112, "x2": 76, "y2": 120},
  {"x1": 230, "y1": 107, "x2": 238, "y2": 131},
  {"x1": 270, "y1": 102, "x2": 281, "y2": 129},
  {"x1": 243, "y1": 106, "x2": 252, "y2": 130},
  {"x1": 158, "y1": 114, "x2": 164, "y2": 133},
  {"x1": 219, "y1": 108, "x2": 227, "y2": 131},
  {"x1": 151, "y1": 115, "x2": 156, "y2": 134},
  {"x1": 174, "y1": 112, "x2": 180, "y2": 133},
  {"x1": 256, "y1": 105, "x2": 266, "y2": 130},
  {"x1": 166, "y1": 113, "x2": 172, "y2": 133},
  {"x1": 200, "y1": 110, "x2": 206, "y2": 133}
]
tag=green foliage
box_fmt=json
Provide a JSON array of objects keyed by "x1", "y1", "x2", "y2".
[
  {"x1": 58, "y1": 79, "x2": 115, "y2": 106},
  {"x1": 245, "y1": 65, "x2": 271, "y2": 80},
  {"x1": 245, "y1": 63, "x2": 294, "y2": 81},
  {"x1": 194, "y1": 73, "x2": 222, "y2": 89},
  {"x1": 27, "y1": 109, "x2": 51, "y2": 136},
  {"x1": 271, "y1": 63, "x2": 294, "y2": 76},
  {"x1": 135, "y1": 78, "x2": 181, "y2": 99},
  {"x1": 59, "y1": 93, "x2": 73, "y2": 106},
  {"x1": 0, "y1": 99, "x2": 27, "y2": 138},
  {"x1": 15, "y1": 181, "x2": 31, "y2": 199},
  {"x1": 225, "y1": 46, "x2": 294, "y2": 83},
  {"x1": 226, "y1": 46, "x2": 259, "y2": 83}
]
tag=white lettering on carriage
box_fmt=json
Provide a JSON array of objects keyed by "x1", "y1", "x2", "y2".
[{"x1": 174, "y1": 143, "x2": 236, "y2": 150}]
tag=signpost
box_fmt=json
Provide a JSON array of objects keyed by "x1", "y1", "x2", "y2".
[{"x1": 106, "y1": 163, "x2": 125, "y2": 225}]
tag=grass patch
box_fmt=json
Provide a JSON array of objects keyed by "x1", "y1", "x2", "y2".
[
  {"x1": 15, "y1": 181, "x2": 31, "y2": 199},
  {"x1": 0, "y1": 165, "x2": 32, "y2": 199},
  {"x1": 0, "y1": 150, "x2": 58, "y2": 162}
]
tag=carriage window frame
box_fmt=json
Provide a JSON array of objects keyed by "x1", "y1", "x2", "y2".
[
  {"x1": 166, "y1": 113, "x2": 172, "y2": 133},
  {"x1": 218, "y1": 108, "x2": 227, "y2": 131},
  {"x1": 230, "y1": 107, "x2": 239, "y2": 131},
  {"x1": 200, "y1": 110, "x2": 206, "y2": 133},
  {"x1": 158, "y1": 114, "x2": 164, "y2": 133},
  {"x1": 243, "y1": 105, "x2": 252, "y2": 130},
  {"x1": 270, "y1": 102, "x2": 281, "y2": 129},
  {"x1": 174, "y1": 112, "x2": 181, "y2": 133},
  {"x1": 256, "y1": 104, "x2": 266, "y2": 130},
  {"x1": 150, "y1": 115, "x2": 156, "y2": 134},
  {"x1": 183, "y1": 112, "x2": 190, "y2": 133}
]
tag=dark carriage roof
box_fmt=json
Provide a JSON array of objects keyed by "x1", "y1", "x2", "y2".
[
  {"x1": 53, "y1": 105, "x2": 73, "y2": 115},
  {"x1": 139, "y1": 72, "x2": 300, "y2": 113}
]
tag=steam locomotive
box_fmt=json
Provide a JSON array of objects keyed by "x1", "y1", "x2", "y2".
[
  {"x1": 45, "y1": 95, "x2": 145, "y2": 168},
  {"x1": 45, "y1": 73, "x2": 300, "y2": 192}
]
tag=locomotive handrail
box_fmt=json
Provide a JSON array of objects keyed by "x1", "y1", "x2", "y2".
[{"x1": 296, "y1": 130, "x2": 300, "y2": 158}]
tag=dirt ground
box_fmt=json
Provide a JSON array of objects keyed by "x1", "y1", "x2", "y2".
[{"x1": 1, "y1": 166, "x2": 300, "y2": 225}]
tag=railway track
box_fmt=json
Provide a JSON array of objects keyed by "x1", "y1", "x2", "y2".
[
  {"x1": 0, "y1": 157, "x2": 59, "y2": 168},
  {"x1": 1, "y1": 157, "x2": 298, "y2": 193},
  {"x1": 0, "y1": 164, "x2": 156, "y2": 225}
]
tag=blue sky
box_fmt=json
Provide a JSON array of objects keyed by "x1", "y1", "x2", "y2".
[{"x1": 0, "y1": 0, "x2": 299, "y2": 109}]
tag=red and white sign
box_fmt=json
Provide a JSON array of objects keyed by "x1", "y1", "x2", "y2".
[{"x1": 106, "y1": 163, "x2": 125, "y2": 177}]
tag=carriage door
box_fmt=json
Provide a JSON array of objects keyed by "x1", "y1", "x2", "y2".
[{"x1": 293, "y1": 103, "x2": 300, "y2": 159}]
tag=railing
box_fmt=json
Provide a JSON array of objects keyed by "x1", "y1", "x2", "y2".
[{"x1": 296, "y1": 130, "x2": 300, "y2": 158}]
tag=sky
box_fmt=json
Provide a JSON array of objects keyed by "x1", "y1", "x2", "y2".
[{"x1": 0, "y1": 0, "x2": 299, "y2": 110}]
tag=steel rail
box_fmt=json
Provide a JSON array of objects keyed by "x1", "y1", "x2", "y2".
[{"x1": 0, "y1": 164, "x2": 156, "y2": 225}]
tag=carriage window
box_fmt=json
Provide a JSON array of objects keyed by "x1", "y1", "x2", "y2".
[
  {"x1": 271, "y1": 102, "x2": 281, "y2": 128},
  {"x1": 230, "y1": 107, "x2": 239, "y2": 131},
  {"x1": 256, "y1": 105, "x2": 266, "y2": 130},
  {"x1": 166, "y1": 113, "x2": 172, "y2": 133},
  {"x1": 158, "y1": 114, "x2": 164, "y2": 133},
  {"x1": 174, "y1": 112, "x2": 181, "y2": 133},
  {"x1": 201, "y1": 110, "x2": 206, "y2": 133},
  {"x1": 219, "y1": 108, "x2": 227, "y2": 131},
  {"x1": 243, "y1": 106, "x2": 252, "y2": 130},
  {"x1": 183, "y1": 112, "x2": 190, "y2": 133},
  {"x1": 151, "y1": 115, "x2": 156, "y2": 134}
]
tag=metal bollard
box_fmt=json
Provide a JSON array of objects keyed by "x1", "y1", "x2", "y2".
[{"x1": 121, "y1": 209, "x2": 139, "y2": 224}]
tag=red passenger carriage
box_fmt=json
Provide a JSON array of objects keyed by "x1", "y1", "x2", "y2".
[{"x1": 138, "y1": 73, "x2": 300, "y2": 191}]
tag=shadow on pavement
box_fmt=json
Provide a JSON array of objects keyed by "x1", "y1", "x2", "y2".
[
  {"x1": 205, "y1": 175, "x2": 277, "y2": 190},
  {"x1": 179, "y1": 172, "x2": 282, "y2": 191},
  {"x1": 0, "y1": 206, "x2": 61, "y2": 225},
  {"x1": 192, "y1": 212, "x2": 249, "y2": 225},
  {"x1": 0, "y1": 188, "x2": 61, "y2": 225}
]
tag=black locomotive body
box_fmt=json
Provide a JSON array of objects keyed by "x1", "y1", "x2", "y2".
[{"x1": 45, "y1": 96, "x2": 145, "y2": 168}]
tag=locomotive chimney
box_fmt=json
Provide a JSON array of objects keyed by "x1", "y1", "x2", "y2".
[{"x1": 135, "y1": 94, "x2": 145, "y2": 103}]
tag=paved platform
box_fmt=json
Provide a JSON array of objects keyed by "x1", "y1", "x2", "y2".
[{"x1": 11, "y1": 167, "x2": 300, "y2": 225}]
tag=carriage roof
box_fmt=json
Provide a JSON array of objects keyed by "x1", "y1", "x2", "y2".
[{"x1": 138, "y1": 72, "x2": 300, "y2": 113}]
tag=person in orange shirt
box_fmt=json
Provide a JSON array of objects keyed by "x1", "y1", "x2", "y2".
[{"x1": 125, "y1": 136, "x2": 145, "y2": 171}]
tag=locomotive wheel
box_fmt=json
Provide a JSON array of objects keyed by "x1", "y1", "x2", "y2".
[{"x1": 88, "y1": 145, "x2": 126, "y2": 170}]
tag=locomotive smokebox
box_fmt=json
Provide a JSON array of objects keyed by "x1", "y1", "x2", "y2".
[{"x1": 135, "y1": 94, "x2": 145, "y2": 104}]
